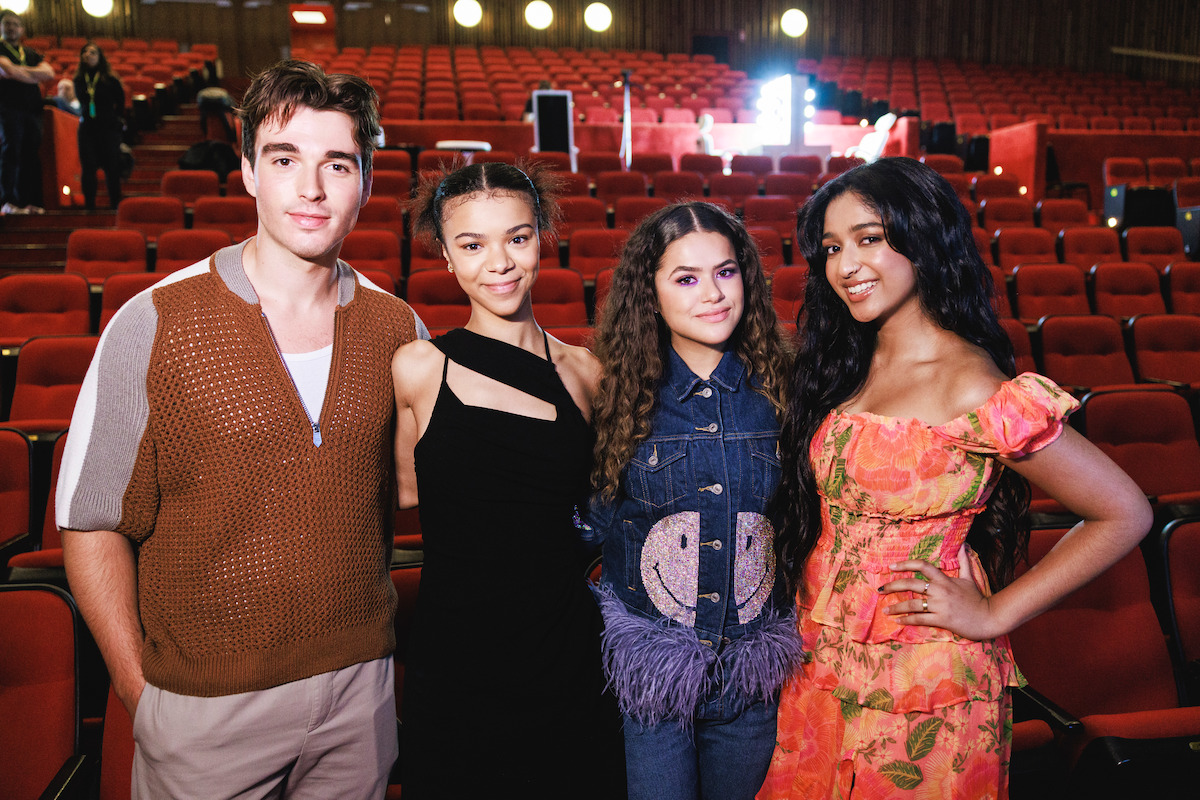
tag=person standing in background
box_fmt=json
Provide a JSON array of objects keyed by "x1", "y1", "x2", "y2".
[
  {"x1": 0, "y1": 9, "x2": 53, "y2": 214},
  {"x1": 73, "y1": 42, "x2": 124, "y2": 210}
]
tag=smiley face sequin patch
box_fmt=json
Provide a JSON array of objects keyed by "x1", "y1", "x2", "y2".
[{"x1": 641, "y1": 511, "x2": 776, "y2": 627}]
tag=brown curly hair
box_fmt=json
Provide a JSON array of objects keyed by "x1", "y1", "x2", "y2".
[
  {"x1": 591, "y1": 201, "x2": 793, "y2": 501},
  {"x1": 409, "y1": 159, "x2": 562, "y2": 250}
]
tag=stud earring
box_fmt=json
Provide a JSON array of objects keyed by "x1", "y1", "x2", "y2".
[{"x1": 447, "y1": 263, "x2": 454, "y2": 274}]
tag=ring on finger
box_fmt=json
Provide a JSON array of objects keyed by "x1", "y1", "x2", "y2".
[
  {"x1": 923, "y1": 581, "x2": 930, "y2": 595},
  {"x1": 921, "y1": 597, "x2": 929, "y2": 612}
]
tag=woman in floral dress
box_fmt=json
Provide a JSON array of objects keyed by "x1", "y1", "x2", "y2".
[{"x1": 759, "y1": 157, "x2": 1152, "y2": 799}]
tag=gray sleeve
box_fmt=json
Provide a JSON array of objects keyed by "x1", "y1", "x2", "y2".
[
  {"x1": 56, "y1": 292, "x2": 159, "y2": 533},
  {"x1": 413, "y1": 311, "x2": 431, "y2": 341}
]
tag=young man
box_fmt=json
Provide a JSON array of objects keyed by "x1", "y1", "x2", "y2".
[
  {"x1": 59, "y1": 60, "x2": 426, "y2": 799},
  {"x1": 0, "y1": 10, "x2": 54, "y2": 214}
]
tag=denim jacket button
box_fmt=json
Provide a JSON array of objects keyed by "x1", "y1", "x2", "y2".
[
  {"x1": 711, "y1": 483, "x2": 723, "y2": 495},
  {"x1": 706, "y1": 422, "x2": 718, "y2": 433},
  {"x1": 712, "y1": 539, "x2": 722, "y2": 550},
  {"x1": 700, "y1": 387, "x2": 713, "y2": 398},
  {"x1": 709, "y1": 592, "x2": 721, "y2": 603}
]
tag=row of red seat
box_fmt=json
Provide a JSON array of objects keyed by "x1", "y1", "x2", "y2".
[
  {"x1": 996, "y1": 262, "x2": 1200, "y2": 324},
  {"x1": 981, "y1": 226, "x2": 1191, "y2": 273},
  {"x1": 4, "y1": 451, "x2": 1200, "y2": 797},
  {"x1": 4, "y1": 270, "x2": 1199, "y2": 438},
  {"x1": 811, "y1": 54, "x2": 1197, "y2": 102}
]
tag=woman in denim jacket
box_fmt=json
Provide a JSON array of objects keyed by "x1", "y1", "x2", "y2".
[{"x1": 589, "y1": 202, "x2": 806, "y2": 800}]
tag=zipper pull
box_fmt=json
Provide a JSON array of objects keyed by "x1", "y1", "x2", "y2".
[{"x1": 312, "y1": 422, "x2": 322, "y2": 447}]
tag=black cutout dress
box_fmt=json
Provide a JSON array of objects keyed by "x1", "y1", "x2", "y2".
[{"x1": 400, "y1": 328, "x2": 624, "y2": 798}]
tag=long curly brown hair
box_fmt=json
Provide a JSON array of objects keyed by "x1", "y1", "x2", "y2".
[{"x1": 592, "y1": 201, "x2": 792, "y2": 501}]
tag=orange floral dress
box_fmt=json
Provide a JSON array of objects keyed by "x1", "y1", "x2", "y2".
[{"x1": 758, "y1": 374, "x2": 1077, "y2": 800}]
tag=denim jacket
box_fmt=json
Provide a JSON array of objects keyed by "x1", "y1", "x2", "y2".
[{"x1": 588, "y1": 347, "x2": 806, "y2": 725}]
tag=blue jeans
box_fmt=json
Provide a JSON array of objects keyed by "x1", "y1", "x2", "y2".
[{"x1": 623, "y1": 681, "x2": 778, "y2": 800}]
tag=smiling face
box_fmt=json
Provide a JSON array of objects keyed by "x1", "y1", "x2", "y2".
[
  {"x1": 242, "y1": 106, "x2": 369, "y2": 267},
  {"x1": 821, "y1": 192, "x2": 920, "y2": 327},
  {"x1": 653, "y1": 229, "x2": 744, "y2": 377},
  {"x1": 440, "y1": 190, "x2": 540, "y2": 322}
]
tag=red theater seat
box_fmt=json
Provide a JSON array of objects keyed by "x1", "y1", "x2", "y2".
[
  {"x1": 0, "y1": 584, "x2": 84, "y2": 800},
  {"x1": 1059, "y1": 227, "x2": 1122, "y2": 272},
  {"x1": 5, "y1": 335, "x2": 99, "y2": 437},
  {"x1": 115, "y1": 196, "x2": 185, "y2": 243},
  {"x1": 1037, "y1": 315, "x2": 1143, "y2": 395},
  {"x1": 1010, "y1": 527, "x2": 1200, "y2": 771},
  {"x1": 340, "y1": 230, "x2": 403, "y2": 284},
  {"x1": 1012, "y1": 263, "x2": 1090, "y2": 324},
  {"x1": 568, "y1": 229, "x2": 628, "y2": 281},
  {"x1": 405, "y1": 270, "x2": 470, "y2": 330},
  {"x1": 65, "y1": 229, "x2": 148, "y2": 285},
  {"x1": 1123, "y1": 227, "x2": 1185, "y2": 273},
  {"x1": 191, "y1": 197, "x2": 258, "y2": 242},
  {"x1": 99, "y1": 273, "x2": 161, "y2": 332},
  {"x1": 0, "y1": 274, "x2": 91, "y2": 349},
  {"x1": 531, "y1": 269, "x2": 587, "y2": 326},
  {"x1": 154, "y1": 228, "x2": 232, "y2": 273},
  {"x1": 1090, "y1": 262, "x2": 1165, "y2": 320},
  {"x1": 160, "y1": 169, "x2": 221, "y2": 207},
  {"x1": 1129, "y1": 314, "x2": 1200, "y2": 389}
]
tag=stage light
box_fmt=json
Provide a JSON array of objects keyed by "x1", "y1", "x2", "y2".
[
  {"x1": 755, "y1": 75, "x2": 792, "y2": 145},
  {"x1": 781, "y1": 9, "x2": 808, "y2": 38},
  {"x1": 5, "y1": 0, "x2": 28, "y2": 13},
  {"x1": 525, "y1": 0, "x2": 552, "y2": 29},
  {"x1": 83, "y1": 0, "x2": 114, "y2": 17},
  {"x1": 584, "y1": 3, "x2": 612, "y2": 32},
  {"x1": 291, "y1": 9, "x2": 327, "y2": 23},
  {"x1": 453, "y1": 0, "x2": 482, "y2": 27}
]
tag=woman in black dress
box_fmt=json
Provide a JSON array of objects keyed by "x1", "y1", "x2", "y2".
[
  {"x1": 73, "y1": 42, "x2": 124, "y2": 210},
  {"x1": 392, "y1": 162, "x2": 624, "y2": 798}
]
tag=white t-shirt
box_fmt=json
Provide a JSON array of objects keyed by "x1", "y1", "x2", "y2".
[{"x1": 281, "y1": 344, "x2": 333, "y2": 420}]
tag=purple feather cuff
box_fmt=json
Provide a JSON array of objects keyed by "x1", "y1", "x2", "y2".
[
  {"x1": 724, "y1": 609, "x2": 808, "y2": 703},
  {"x1": 594, "y1": 586, "x2": 807, "y2": 727}
]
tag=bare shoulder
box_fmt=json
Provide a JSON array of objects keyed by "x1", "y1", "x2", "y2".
[
  {"x1": 943, "y1": 346, "x2": 1010, "y2": 418},
  {"x1": 548, "y1": 336, "x2": 602, "y2": 392},
  {"x1": 391, "y1": 339, "x2": 443, "y2": 396}
]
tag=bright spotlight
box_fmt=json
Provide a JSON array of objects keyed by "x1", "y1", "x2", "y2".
[
  {"x1": 756, "y1": 74, "x2": 792, "y2": 145},
  {"x1": 803, "y1": 88, "x2": 816, "y2": 102},
  {"x1": 525, "y1": 1, "x2": 552, "y2": 29},
  {"x1": 5, "y1": 0, "x2": 28, "y2": 12},
  {"x1": 83, "y1": 0, "x2": 114, "y2": 16},
  {"x1": 584, "y1": 3, "x2": 612, "y2": 32},
  {"x1": 993, "y1": 166, "x2": 1004, "y2": 175},
  {"x1": 804, "y1": 104, "x2": 815, "y2": 119},
  {"x1": 781, "y1": 9, "x2": 808, "y2": 38},
  {"x1": 453, "y1": 0, "x2": 482, "y2": 27}
]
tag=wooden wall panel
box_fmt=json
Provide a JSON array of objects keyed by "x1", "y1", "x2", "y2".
[{"x1": 25, "y1": 0, "x2": 1200, "y2": 87}]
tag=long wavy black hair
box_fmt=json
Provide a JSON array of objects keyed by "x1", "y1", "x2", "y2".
[{"x1": 772, "y1": 156, "x2": 1028, "y2": 592}]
